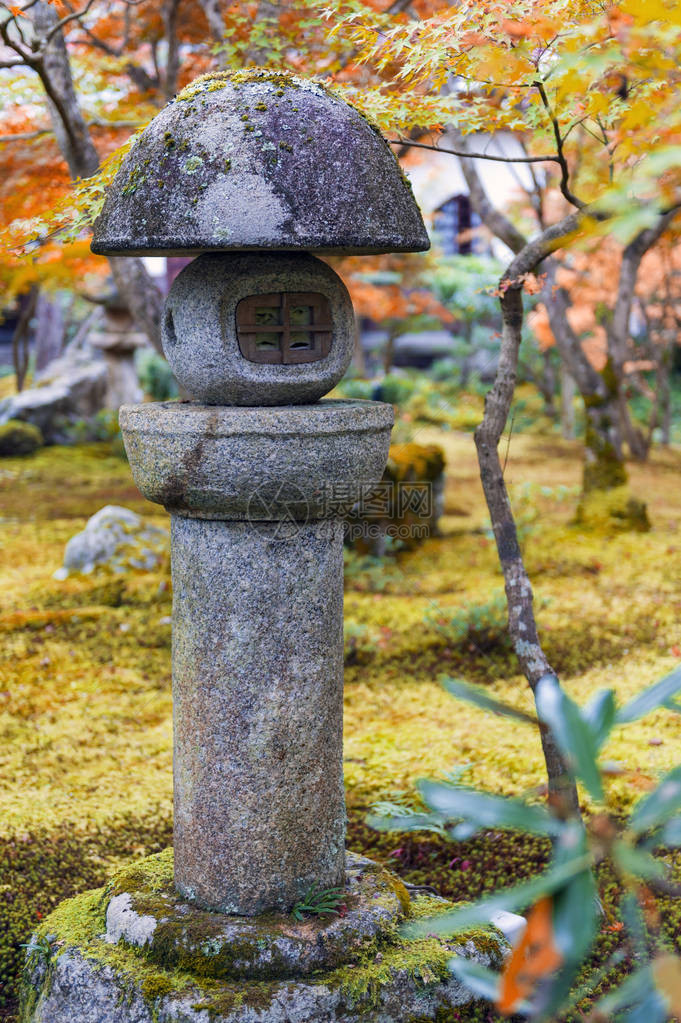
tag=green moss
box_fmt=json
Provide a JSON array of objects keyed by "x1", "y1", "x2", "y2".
[
  {"x1": 121, "y1": 165, "x2": 146, "y2": 197},
  {"x1": 183, "y1": 155, "x2": 204, "y2": 174},
  {"x1": 105, "y1": 848, "x2": 174, "y2": 898},
  {"x1": 278, "y1": 141, "x2": 293, "y2": 153},
  {"x1": 175, "y1": 69, "x2": 314, "y2": 105},
  {"x1": 23, "y1": 886, "x2": 279, "y2": 1020}
]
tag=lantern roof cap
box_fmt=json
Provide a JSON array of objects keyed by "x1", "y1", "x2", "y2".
[{"x1": 91, "y1": 70, "x2": 430, "y2": 257}]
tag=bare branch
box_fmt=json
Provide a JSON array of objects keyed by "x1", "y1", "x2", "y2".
[
  {"x1": 389, "y1": 138, "x2": 560, "y2": 165},
  {"x1": 0, "y1": 9, "x2": 37, "y2": 65},
  {"x1": 611, "y1": 208, "x2": 681, "y2": 354},
  {"x1": 0, "y1": 127, "x2": 51, "y2": 141}
]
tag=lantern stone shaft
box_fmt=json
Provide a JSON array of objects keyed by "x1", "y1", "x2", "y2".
[{"x1": 121, "y1": 398, "x2": 393, "y2": 914}]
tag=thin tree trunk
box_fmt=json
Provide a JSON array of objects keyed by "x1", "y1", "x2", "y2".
[
  {"x1": 12, "y1": 287, "x2": 39, "y2": 393},
  {"x1": 475, "y1": 285, "x2": 580, "y2": 816},
  {"x1": 34, "y1": 292, "x2": 65, "y2": 372},
  {"x1": 352, "y1": 315, "x2": 366, "y2": 376},
  {"x1": 162, "y1": 0, "x2": 182, "y2": 103},
  {"x1": 383, "y1": 330, "x2": 397, "y2": 376},
  {"x1": 199, "y1": 0, "x2": 226, "y2": 42},
  {"x1": 560, "y1": 362, "x2": 576, "y2": 440}
]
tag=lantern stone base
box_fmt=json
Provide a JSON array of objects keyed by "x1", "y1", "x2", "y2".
[{"x1": 20, "y1": 850, "x2": 508, "y2": 1023}]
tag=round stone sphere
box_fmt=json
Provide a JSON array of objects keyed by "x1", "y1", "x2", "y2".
[{"x1": 162, "y1": 252, "x2": 355, "y2": 405}]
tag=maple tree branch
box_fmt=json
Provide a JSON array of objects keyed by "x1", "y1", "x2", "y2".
[
  {"x1": 0, "y1": 9, "x2": 37, "y2": 66},
  {"x1": 42, "y1": 0, "x2": 98, "y2": 46},
  {"x1": 0, "y1": 128, "x2": 51, "y2": 141},
  {"x1": 388, "y1": 138, "x2": 560, "y2": 165},
  {"x1": 455, "y1": 135, "x2": 528, "y2": 254},
  {"x1": 534, "y1": 79, "x2": 586, "y2": 210}
]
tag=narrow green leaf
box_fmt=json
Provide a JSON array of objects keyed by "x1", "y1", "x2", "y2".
[
  {"x1": 535, "y1": 675, "x2": 604, "y2": 802},
  {"x1": 402, "y1": 854, "x2": 592, "y2": 939},
  {"x1": 660, "y1": 817, "x2": 681, "y2": 846},
  {"x1": 612, "y1": 840, "x2": 668, "y2": 881},
  {"x1": 617, "y1": 665, "x2": 681, "y2": 724},
  {"x1": 366, "y1": 809, "x2": 447, "y2": 836},
  {"x1": 631, "y1": 765, "x2": 681, "y2": 834},
  {"x1": 582, "y1": 689, "x2": 617, "y2": 749},
  {"x1": 622, "y1": 990, "x2": 667, "y2": 1023},
  {"x1": 417, "y1": 780, "x2": 563, "y2": 838},
  {"x1": 552, "y1": 867, "x2": 599, "y2": 965},
  {"x1": 442, "y1": 676, "x2": 537, "y2": 724},
  {"x1": 447, "y1": 958, "x2": 501, "y2": 1003}
]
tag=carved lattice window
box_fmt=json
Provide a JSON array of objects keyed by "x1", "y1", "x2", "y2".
[{"x1": 236, "y1": 293, "x2": 333, "y2": 364}]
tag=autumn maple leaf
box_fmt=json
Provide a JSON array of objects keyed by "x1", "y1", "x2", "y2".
[{"x1": 497, "y1": 897, "x2": 563, "y2": 1015}]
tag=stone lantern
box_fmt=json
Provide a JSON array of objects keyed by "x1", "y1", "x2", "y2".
[
  {"x1": 88, "y1": 289, "x2": 146, "y2": 408},
  {"x1": 21, "y1": 71, "x2": 507, "y2": 1023}
]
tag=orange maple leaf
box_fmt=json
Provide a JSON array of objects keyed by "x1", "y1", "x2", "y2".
[
  {"x1": 502, "y1": 19, "x2": 533, "y2": 39},
  {"x1": 9, "y1": 5, "x2": 27, "y2": 17},
  {"x1": 497, "y1": 897, "x2": 563, "y2": 1015}
]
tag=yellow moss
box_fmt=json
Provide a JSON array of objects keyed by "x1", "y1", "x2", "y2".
[
  {"x1": 575, "y1": 485, "x2": 650, "y2": 532},
  {"x1": 2, "y1": 435, "x2": 681, "y2": 839}
]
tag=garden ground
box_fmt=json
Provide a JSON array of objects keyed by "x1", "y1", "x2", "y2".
[{"x1": 1, "y1": 424, "x2": 681, "y2": 1020}]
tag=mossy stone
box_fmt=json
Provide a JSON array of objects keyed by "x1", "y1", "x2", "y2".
[
  {"x1": 102, "y1": 849, "x2": 413, "y2": 980},
  {"x1": 0, "y1": 420, "x2": 43, "y2": 457},
  {"x1": 91, "y1": 71, "x2": 429, "y2": 256},
  {"x1": 20, "y1": 859, "x2": 507, "y2": 1022}
]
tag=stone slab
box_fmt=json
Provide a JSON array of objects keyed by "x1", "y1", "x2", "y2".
[{"x1": 119, "y1": 399, "x2": 394, "y2": 520}]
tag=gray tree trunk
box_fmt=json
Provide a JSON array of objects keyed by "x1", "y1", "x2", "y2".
[{"x1": 34, "y1": 291, "x2": 65, "y2": 371}]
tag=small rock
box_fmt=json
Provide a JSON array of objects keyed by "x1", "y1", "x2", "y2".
[{"x1": 55, "y1": 505, "x2": 168, "y2": 578}]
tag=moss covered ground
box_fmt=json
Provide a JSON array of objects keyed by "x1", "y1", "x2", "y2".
[{"x1": 1, "y1": 429, "x2": 681, "y2": 1020}]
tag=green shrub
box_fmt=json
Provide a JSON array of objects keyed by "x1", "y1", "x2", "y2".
[
  {"x1": 370, "y1": 666, "x2": 681, "y2": 1021},
  {"x1": 135, "y1": 349, "x2": 178, "y2": 401},
  {"x1": 425, "y1": 591, "x2": 512, "y2": 653},
  {"x1": 335, "y1": 377, "x2": 375, "y2": 401},
  {"x1": 0, "y1": 420, "x2": 43, "y2": 457}
]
